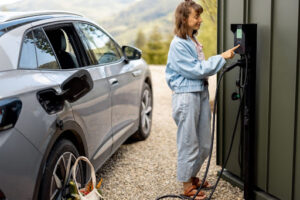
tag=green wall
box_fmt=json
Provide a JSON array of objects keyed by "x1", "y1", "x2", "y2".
[{"x1": 217, "y1": 0, "x2": 300, "y2": 199}]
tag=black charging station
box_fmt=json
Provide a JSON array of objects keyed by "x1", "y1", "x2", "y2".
[
  {"x1": 232, "y1": 24, "x2": 257, "y2": 55},
  {"x1": 230, "y1": 24, "x2": 257, "y2": 200}
]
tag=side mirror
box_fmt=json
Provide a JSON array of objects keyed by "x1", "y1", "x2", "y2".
[
  {"x1": 37, "y1": 70, "x2": 93, "y2": 114},
  {"x1": 122, "y1": 45, "x2": 142, "y2": 61}
]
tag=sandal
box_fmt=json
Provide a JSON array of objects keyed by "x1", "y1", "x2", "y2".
[
  {"x1": 192, "y1": 177, "x2": 213, "y2": 190},
  {"x1": 180, "y1": 185, "x2": 206, "y2": 200}
]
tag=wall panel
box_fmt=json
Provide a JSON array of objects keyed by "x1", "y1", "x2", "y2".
[
  {"x1": 248, "y1": 0, "x2": 272, "y2": 191},
  {"x1": 268, "y1": 0, "x2": 299, "y2": 199}
]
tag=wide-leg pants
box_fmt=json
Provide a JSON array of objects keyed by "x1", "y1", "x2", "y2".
[{"x1": 172, "y1": 89, "x2": 211, "y2": 182}]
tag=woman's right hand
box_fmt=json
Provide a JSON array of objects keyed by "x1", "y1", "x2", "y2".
[{"x1": 221, "y1": 45, "x2": 240, "y2": 59}]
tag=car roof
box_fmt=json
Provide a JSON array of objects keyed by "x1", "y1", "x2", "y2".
[
  {"x1": 0, "y1": 11, "x2": 83, "y2": 23},
  {"x1": 0, "y1": 11, "x2": 84, "y2": 38}
]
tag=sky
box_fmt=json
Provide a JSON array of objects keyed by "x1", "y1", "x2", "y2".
[
  {"x1": 0, "y1": 0, "x2": 141, "y2": 20},
  {"x1": 0, "y1": 0, "x2": 21, "y2": 7}
]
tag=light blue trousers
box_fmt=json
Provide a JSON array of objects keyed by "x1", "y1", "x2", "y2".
[{"x1": 172, "y1": 89, "x2": 211, "y2": 182}]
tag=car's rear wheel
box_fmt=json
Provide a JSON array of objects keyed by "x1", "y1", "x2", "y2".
[
  {"x1": 39, "y1": 139, "x2": 84, "y2": 200},
  {"x1": 131, "y1": 83, "x2": 153, "y2": 140}
]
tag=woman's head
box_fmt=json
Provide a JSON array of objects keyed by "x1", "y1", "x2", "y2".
[{"x1": 174, "y1": 0, "x2": 203, "y2": 39}]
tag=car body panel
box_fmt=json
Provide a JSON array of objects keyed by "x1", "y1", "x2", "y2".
[
  {"x1": 0, "y1": 128, "x2": 42, "y2": 200},
  {"x1": 71, "y1": 65, "x2": 111, "y2": 163},
  {"x1": 107, "y1": 59, "x2": 145, "y2": 150},
  {"x1": 0, "y1": 23, "x2": 32, "y2": 71},
  {"x1": 46, "y1": 66, "x2": 113, "y2": 164},
  {"x1": 0, "y1": 70, "x2": 63, "y2": 153},
  {"x1": 40, "y1": 65, "x2": 113, "y2": 165}
]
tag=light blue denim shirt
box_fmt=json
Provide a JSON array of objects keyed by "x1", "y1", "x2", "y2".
[{"x1": 166, "y1": 35, "x2": 226, "y2": 93}]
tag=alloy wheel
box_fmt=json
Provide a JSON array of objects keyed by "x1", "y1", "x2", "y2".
[
  {"x1": 141, "y1": 88, "x2": 152, "y2": 135},
  {"x1": 49, "y1": 152, "x2": 81, "y2": 200}
]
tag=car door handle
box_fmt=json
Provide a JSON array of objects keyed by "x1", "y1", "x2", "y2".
[
  {"x1": 132, "y1": 69, "x2": 142, "y2": 77},
  {"x1": 109, "y1": 78, "x2": 119, "y2": 86}
]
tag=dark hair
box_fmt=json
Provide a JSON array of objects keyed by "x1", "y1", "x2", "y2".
[{"x1": 174, "y1": 0, "x2": 203, "y2": 39}]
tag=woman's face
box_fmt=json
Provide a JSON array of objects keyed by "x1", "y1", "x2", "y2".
[{"x1": 187, "y1": 8, "x2": 202, "y2": 32}]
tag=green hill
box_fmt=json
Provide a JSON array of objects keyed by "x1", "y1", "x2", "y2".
[
  {"x1": 100, "y1": 0, "x2": 182, "y2": 45},
  {"x1": 5, "y1": 0, "x2": 217, "y2": 60},
  {"x1": 99, "y1": 0, "x2": 217, "y2": 59}
]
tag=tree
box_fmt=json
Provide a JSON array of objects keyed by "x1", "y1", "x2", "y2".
[
  {"x1": 200, "y1": 0, "x2": 217, "y2": 23},
  {"x1": 196, "y1": 0, "x2": 217, "y2": 58},
  {"x1": 135, "y1": 29, "x2": 146, "y2": 49},
  {"x1": 142, "y1": 26, "x2": 168, "y2": 65}
]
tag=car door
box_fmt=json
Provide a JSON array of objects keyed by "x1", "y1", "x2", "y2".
[
  {"x1": 106, "y1": 45, "x2": 141, "y2": 150},
  {"x1": 38, "y1": 23, "x2": 113, "y2": 167},
  {"x1": 75, "y1": 22, "x2": 141, "y2": 151}
]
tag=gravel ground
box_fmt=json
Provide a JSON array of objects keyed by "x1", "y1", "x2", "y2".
[{"x1": 97, "y1": 65, "x2": 243, "y2": 200}]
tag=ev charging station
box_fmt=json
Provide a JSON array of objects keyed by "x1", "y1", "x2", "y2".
[
  {"x1": 229, "y1": 24, "x2": 257, "y2": 200},
  {"x1": 205, "y1": 23, "x2": 258, "y2": 200}
]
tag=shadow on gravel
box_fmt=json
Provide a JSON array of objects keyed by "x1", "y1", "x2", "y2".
[{"x1": 95, "y1": 143, "x2": 132, "y2": 177}]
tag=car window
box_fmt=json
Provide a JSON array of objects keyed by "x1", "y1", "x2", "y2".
[
  {"x1": 19, "y1": 31, "x2": 37, "y2": 69},
  {"x1": 33, "y1": 28, "x2": 60, "y2": 69},
  {"x1": 76, "y1": 23, "x2": 121, "y2": 65},
  {"x1": 45, "y1": 26, "x2": 82, "y2": 69}
]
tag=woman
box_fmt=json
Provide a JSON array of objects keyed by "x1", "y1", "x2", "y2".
[{"x1": 165, "y1": 0, "x2": 239, "y2": 199}]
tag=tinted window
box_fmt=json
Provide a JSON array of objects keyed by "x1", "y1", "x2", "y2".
[
  {"x1": 19, "y1": 31, "x2": 37, "y2": 69},
  {"x1": 77, "y1": 23, "x2": 121, "y2": 65},
  {"x1": 33, "y1": 28, "x2": 60, "y2": 69},
  {"x1": 45, "y1": 26, "x2": 81, "y2": 69}
]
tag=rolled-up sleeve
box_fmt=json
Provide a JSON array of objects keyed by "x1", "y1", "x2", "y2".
[{"x1": 170, "y1": 42, "x2": 226, "y2": 80}]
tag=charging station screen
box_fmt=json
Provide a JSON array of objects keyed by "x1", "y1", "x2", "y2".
[{"x1": 236, "y1": 28, "x2": 242, "y2": 39}]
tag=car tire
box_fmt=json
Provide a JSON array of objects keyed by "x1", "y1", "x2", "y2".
[
  {"x1": 131, "y1": 83, "x2": 153, "y2": 141},
  {"x1": 39, "y1": 139, "x2": 84, "y2": 200}
]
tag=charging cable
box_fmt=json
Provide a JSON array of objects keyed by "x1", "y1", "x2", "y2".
[
  {"x1": 156, "y1": 57, "x2": 248, "y2": 200},
  {"x1": 192, "y1": 57, "x2": 248, "y2": 200}
]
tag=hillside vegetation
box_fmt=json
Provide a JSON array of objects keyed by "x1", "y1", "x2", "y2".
[
  {"x1": 129, "y1": 0, "x2": 218, "y2": 64},
  {"x1": 5, "y1": 0, "x2": 217, "y2": 65},
  {"x1": 100, "y1": 0, "x2": 182, "y2": 45}
]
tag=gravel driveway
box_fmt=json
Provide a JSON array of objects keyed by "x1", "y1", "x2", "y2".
[{"x1": 97, "y1": 65, "x2": 243, "y2": 200}]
